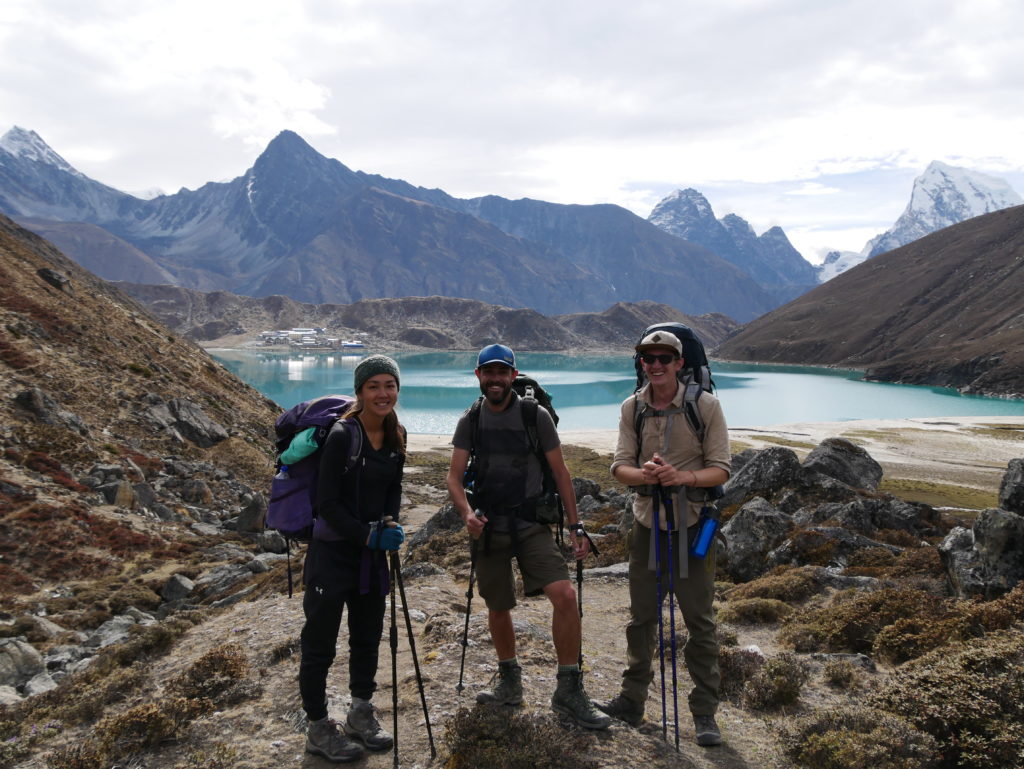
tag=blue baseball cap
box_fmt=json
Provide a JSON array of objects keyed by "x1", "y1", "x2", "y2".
[{"x1": 477, "y1": 343, "x2": 516, "y2": 369}]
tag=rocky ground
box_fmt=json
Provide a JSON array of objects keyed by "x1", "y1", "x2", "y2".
[
  {"x1": 2, "y1": 214, "x2": 1022, "y2": 769},
  {"x1": 5, "y1": 422, "x2": 1022, "y2": 769}
]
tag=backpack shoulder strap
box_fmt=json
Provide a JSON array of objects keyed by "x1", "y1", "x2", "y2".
[
  {"x1": 332, "y1": 417, "x2": 363, "y2": 473},
  {"x1": 520, "y1": 396, "x2": 540, "y2": 454},
  {"x1": 467, "y1": 396, "x2": 483, "y2": 453},
  {"x1": 681, "y1": 379, "x2": 706, "y2": 443}
]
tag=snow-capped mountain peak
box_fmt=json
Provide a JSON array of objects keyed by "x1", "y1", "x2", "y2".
[
  {"x1": 864, "y1": 161, "x2": 1023, "y2": 258},
  {"x1": 0, "y1": 126, "x2": 83, "y2": 177},
  {"x1": 648, "y1": 188, "x2": 716, "y2": 232}
]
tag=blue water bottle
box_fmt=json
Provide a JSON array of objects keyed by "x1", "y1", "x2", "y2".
[
  {"x1": 690, "y1": 504, "x2": 720, "y2": 558},
  {"x1": 274, "y1": 464, "x2": 289, "y2": 480}
]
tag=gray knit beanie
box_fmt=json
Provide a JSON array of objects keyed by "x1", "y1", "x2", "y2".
[{"x1": 353, "y1": 354, "x2": 401, "y2": 392}]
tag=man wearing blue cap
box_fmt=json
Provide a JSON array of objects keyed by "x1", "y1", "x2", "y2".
[{"x1": 446, "y1": 344, "x2": 610, "y2": 730}]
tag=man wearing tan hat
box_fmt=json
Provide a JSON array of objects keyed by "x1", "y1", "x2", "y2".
[{"x1": 596, "y1": 329, "x2": 731, "y2": 747}]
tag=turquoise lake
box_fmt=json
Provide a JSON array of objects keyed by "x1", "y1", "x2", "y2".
[{"x1": 209, "y1": 349, "x2": 1024, "y2": 433}]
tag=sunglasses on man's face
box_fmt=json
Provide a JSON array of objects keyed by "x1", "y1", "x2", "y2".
[{"x1": 640, "y1": 353, "x2": 677, "y2": 365}]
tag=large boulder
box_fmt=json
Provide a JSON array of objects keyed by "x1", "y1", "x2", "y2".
[
  {"x1": 234, "y1": 493, "x2": 267, "y2": 533},
  {"x1": 13, "y1": 387, "x2": 90, "y2": 436},
  {"x1": 998, "y1": 459, "x2": 1024, "y2": 514},
  {"x1": 719, "y1": 447, "x2": 803, "y2": 509},
  {"x1": 720, "y1": 497, "x2": 793, "y2": 582},
  {"x1": 0, "y1": 638, "x2": 44, "y2": 688},
  {"x1": 801, "y1": 438, "x2": 883, "y2": 491},
  {"x1": 407, "y1": 501, "x2": 464, "y2": 553},
  {"x1": 766, "y1": 526, "x2": 902, "y2": 571},
  {"x1": 792, "y1": 497, "x2": 932, "y2": 537},
  {"x1": 939, "y1": 508, "x2": 1024, "y2": 599},
  {"x1": 142, "y1": 395, "x2": 229, "y2": 447},
  {"x1": 194, "y1": 564, "x2": 252, "y2": 599}
]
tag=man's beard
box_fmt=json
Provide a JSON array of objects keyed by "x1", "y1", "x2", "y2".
[{"x1": 480, "y1": 378, "x2": 512, "y2": 405}]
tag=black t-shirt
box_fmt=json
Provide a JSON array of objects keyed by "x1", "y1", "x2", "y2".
[{"x1": 452, "y1": 393, "x2": 559, "y2": 511}]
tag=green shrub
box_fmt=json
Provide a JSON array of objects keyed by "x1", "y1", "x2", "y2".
[
  {"x1": 822, "y1": 658, "x2": 861, "y2": 689},
  {"x1": 108, "y1": 583, "x2": 162, "y2": 614},
  {"x1": 46, "y1": 741, "x2": 107, "y2": 769},
  {"x1": 719, "y1": 597, "x2": 793, "y2": 625},
  {"x1": 444, "y1": 705, "x2": 597, "y2": 769},
  {"x1": 779, "y1": 588, "x2": 947, "y2": 654},
  {"x1": 870, "y1": 630, "x2": 1024, "y2": 769},
  {"x1": 174, "y1": 743, "x2": 238, "y2": 769},
  {"x1": 167, "y1": 642, "x2": 258, "y2": 707},
  {"x1": 724, "y1": 566, "x2": 821, "y2": 603},
  {"x1": 741, "y1": 652, "x2": 808, "y2": 710},
  {"x1": 780, "y1": 706, "x2": 939, "y2": 769},
  {"x1": 0, "y1": 720, "x2": 61, "y2": 767},
  {"x1": 871, "y1": 616, "x2": 966, "y2": 664},
  {"x1": 718, "y1": 646, "x2": 764, "y2": 701},
  {"x1": 94, "y1": 697, "x2": 204, "y2": 757}
]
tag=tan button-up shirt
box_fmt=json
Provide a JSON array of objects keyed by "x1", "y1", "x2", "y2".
[{"x1": 611, "y1": 382, "x2": 731, "y2": 529}]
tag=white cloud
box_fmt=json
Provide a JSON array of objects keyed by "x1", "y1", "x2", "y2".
[{"x1": 2, "y1": 0, "x2": 1024, "y2": 256}]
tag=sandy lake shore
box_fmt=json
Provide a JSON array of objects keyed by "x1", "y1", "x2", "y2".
[{"x1": 407, "y1": 415, "x2": 1023, "y2": 493}]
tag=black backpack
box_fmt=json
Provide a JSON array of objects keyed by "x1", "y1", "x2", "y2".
[
  {"x1": 513, "y1": 374, "x2": 559, "y2": 426},
  {"x1": 462, "y1": 375, "x2": 562, "y2": 529},
  {"x1": 633, "y1": 322, "x2": 714, "y2": 443}
]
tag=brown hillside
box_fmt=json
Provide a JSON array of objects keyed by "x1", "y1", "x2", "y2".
[
  {"x1": 0, "y1": 215, "x2": 278, "y2": 468},
  {"x1": 1, "y1": 212, "x2": 280, "y2": 597},
  {"x1": 716, "y1": 205, "x2": 1024, "y2": 397}
]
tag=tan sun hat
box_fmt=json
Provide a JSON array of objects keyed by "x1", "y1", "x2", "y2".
[{"x1": 635, "y1": 330, "x2": 682, "y2": 356}]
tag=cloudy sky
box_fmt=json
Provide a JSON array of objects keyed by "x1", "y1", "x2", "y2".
[{"x1": 3, "y1": 0, "x2": 1023, "y2": 261}]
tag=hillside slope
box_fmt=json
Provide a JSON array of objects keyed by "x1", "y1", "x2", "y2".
[
  {"x1": 716, "y1": 206, "x2": 1024, "y2": 397},
  {"x1": 116, "y1": 284, "x2": 740, "y2": 351}
]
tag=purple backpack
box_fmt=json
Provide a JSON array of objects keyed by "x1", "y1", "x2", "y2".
[{"x1": 266, "y1": 395, "x2": 362, "y2": 544}]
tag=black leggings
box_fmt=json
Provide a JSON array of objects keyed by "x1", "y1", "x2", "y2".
[{"x1": 299, "y1": 541, "x2": 387, "y2": 720}]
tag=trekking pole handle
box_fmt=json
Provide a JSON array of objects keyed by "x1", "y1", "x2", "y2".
[{"x1": 569, "y1": 523, "x2": 600, "y2": 557}]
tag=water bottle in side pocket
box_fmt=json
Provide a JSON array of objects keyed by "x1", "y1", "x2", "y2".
[{"x1": 690, "y1": 503, "x2": 720, "y2": 558}]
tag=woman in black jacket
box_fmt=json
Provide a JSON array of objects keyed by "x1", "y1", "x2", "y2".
[{"x1": 300, "y1": 355, "x2": 406, "y2": 764}]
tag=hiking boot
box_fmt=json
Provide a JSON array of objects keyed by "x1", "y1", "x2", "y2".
[
  {"x1": 343, "y1": 700, "x2": 393, "y2": 751},
  {"x1": 551, "y1": 670, "x2": 611, "y2": 730},
  {"x1": 306, "y1": 717, "x2": 364, "y2": 763},
  {"x1": 693, "y1": 713, "x2": 722, "y2": 747},
  {"x1": 476, "y1": 661, "x2": 523, "y2": 705},
  {"x1": 594, "y1": 693, "x2": 644, "y2": 727}
]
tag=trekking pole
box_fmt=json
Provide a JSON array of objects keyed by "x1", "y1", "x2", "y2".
[
  {"x1": 388, "y1": 544, "x2": 400, "y2": 769},
  {"x1": 651, "y1": 494, "x2": 668, "y2": 743},
  {"x1": 661, "y1": 488, "x2": 681, "y2": 752},
  {"x1": 574, "y1": 528, "x2": 600, "y2": 669},
  {"x1": 391, "y1": 550, "x2": 437, "y2": 760},
  {"x1": 457, "y1": 512, "x2": 483, "y2": 696}
]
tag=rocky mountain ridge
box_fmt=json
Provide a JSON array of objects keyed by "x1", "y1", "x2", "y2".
[
  {"x1": 647, "y1": 188, "x2": 819, "y2": 303},
  {"x1": 0, "y1": 127, "x2": 776, "y2": 321},
  {"x1": 116, "y1": 282, "x2": 739, "y2": 352},
  {"x1": 716, "y1": 205, "x2": 1024, "y2": 397}
]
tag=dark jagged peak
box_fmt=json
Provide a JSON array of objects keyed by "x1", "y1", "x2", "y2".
[{"x1": 253, "y1": 130, "x2": 355, "y2": 180}]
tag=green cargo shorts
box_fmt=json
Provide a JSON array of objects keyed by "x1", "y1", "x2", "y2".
[{"x1": 476, "y1": 523, "x2": 569, "y2": 612}]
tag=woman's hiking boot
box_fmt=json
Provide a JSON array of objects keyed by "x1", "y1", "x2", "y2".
[
  {"x1": 693, "y1": 714, "x2": 722, "y2": 746},
  {"x1": 343, "y1": 700, "x2": 394, "y2": 751},
  {"x1": 475, "y1": 660, "x2": 523, "y2": 705},
  {"x1": 306, "y1": 717, "x2": 364, "y2": 763},
  {"x1": 594, "y1": 693, "x2": 644, "y2": 726},
  {"x1": 551, "y1": 670, "x2": 611, "y2": 730}
]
